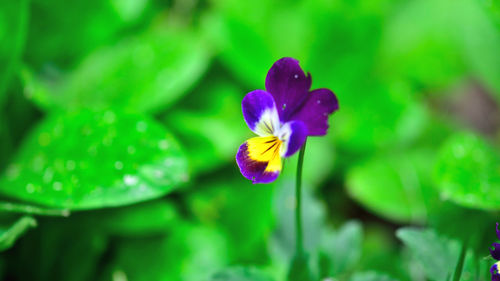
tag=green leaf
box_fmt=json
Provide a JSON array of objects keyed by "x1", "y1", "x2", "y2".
[
  {"x1": 0, "y1": 109, "x2": 188, "y2": 209},
  {"x1": 434, "y1": 132, "x2": 500, "y2": 210},
  {"x1": 359, "y1": 225, "x2": 410, "y2": 281},
  {"x1": 0, "y1": 214, "x2": 36, "y2": 251},
  {"x1": 164, "y1": 81, "x2": 248, "y2": 175},
  {"x1": 346, "y1": 150, "x2": 435, "y2": 223},
  {"x1": 0, "y1": 0, "x2": 29, "y2": 104},
  {"x1": 24, "y1": 0, "x2": 145, "y2": 69},
  {"x1": 396, "y1": 228, "x2": 459, "y2": 281},
  {"x1": 453, "y1": 0, "x2": 500, "y2": 98},
  {"x1": 0, "y1": 200, "x2": 69, "y2": 216},
  {"x1": 319, "y1": 221, "x2": 363, "y2": 278},
  {"x1": 271, "y1": 181, "x2": 326, "y2": 261},
  {"x1": 31, "y1": 26, "x2": 211, "y2": 113},
  {"x1": 208, "y1": 0, "x2": 324, "y2": 87},
  {"x1": 76, "y1": 199, "x2": 179, "y2": 236},
  {"x1": 350, "y1": 271, "x2": 399, "y2": 281},
  {"x1": 101, "y1": 223, "x2": 228, "y2": 281},
  {"x1": 56, "y1": 230, "x2": 107, "y2": 281},
  {"x1": 211, "y1": 266, "x2": 274, "y2": 281},
  {"x1": 333, "y1": 81, "x2": 427, "y2": 153},
  {"x1": 379, "y1": 0, "x2": 465, "y2": 90},
  {"x1": 9, "y1": 217, "x2": 108, "y2": 281},
  {"x1": 187, "y1": 179, "x2": 273, "y2": 261}
]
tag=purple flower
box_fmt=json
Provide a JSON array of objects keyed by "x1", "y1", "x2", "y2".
[
  {"x1": 491, "y1": 223, "x2": 500, "y2": 281},
  {"x1": 236, "y1": 57, "x2": 339, "y2": 184}
]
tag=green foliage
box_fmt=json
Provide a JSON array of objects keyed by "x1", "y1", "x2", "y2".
[
  {"x1": 75, "y1": 199, "x2": 179, "y2": 236},
  {"x1": 287, "y1": 253, "x2": 315, "y2": 281},
  {"x1": 319, "y1": 221, "x2": 363, "y2": 277},
  {"x1": 30, "y1": 27, "x2": 211, "y2": 113},
  {"x1": 187, "y1": 179, "x2": 273, "y2": 261},
  {"x1": 435, "y1": 132, "x2": 500, "y2": 210},
  {"x1": 0, "y1": 110, "x2": 188, "y2": 209},
  {"x1": 350, "y1": 272, "x2": 399, "y2": 281},
  {"x1": 211, "y1": 267, "x2": 275, "y2": 281},
  {"x1": 164, "y1": 80, "x2": 248, "y2": 174},
  {"x1": 101, "y1": 223, "x2": 228, "y2": 281},
  {"x1": 0, "y1": 214, "x2": 36, "y2": 251},
  {"x1": 347, "y1": 150, "x2": 435, "y2": 223},
  {"x1": 1, "y1": 0, "x2": 500, "y2": 280},
  {"x1": 0, "y1": 0, "x2": 29, "y2": 103},
  {"x1": 397, "y1": 228, "x2": 460, "y2": 281}
]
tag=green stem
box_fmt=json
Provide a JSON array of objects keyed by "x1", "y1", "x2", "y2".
[
  {"x1": 452, "y1": 238, "x2": 468, "y2": 281},
  {"x1": 0, "y1": 201, "x2": 70, "y2": 217},
  {"x1": 295, "y1": 139, "x2": 307, "y2": 255}
]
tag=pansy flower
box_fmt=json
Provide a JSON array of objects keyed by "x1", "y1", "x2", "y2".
[
  {"x1": 491, "y1": 223, "x2": 500, "y2": 281},
  {"x1": 236, "y1": 57, "x2": 339, "y2": 183}
]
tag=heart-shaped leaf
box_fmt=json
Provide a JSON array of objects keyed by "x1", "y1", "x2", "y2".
[
  {"x1": 434, "y1": 132, "x2": 500, "y2": 210},
  {"x1": 397, "y1": 228, "x2": 459, "y2": 281},
  {"x1": 346, "y1": 150, "x2": 435, "y2": 223},
  {"x1": 30, "y1": 27, "x2": 210, "y2": 113},
  {"x1": 0, "y1": 109, "x2": 188, "y2": 209}
]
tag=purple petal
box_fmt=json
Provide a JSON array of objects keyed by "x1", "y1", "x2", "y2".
[
  {"x1": 236, "y1": 139, "x2": 281, "y2": 184},
  {"x1": 265, "y1": 57, "x2": 311, "y2": 121},
  {"x1": 491, "y1": 243, "x2": 500, "y2": 260},
  {"x1": 290, "y1": 88, "x2": 339, "y2": 136},
  {"x1": 491, "y1": 263, "x2": 500, "y2": 281},
  {"x1": 278, "y1": 121, "x2": 307, "y2": 157},
  {"x1": 496, "y1": 222, "x2": 500, "y2": 240},
  {"x1": 242, "y1": 90, "x2": 280, "y2": 136}
]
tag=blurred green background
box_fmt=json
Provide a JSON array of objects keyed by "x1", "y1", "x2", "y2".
[{"x1": 1, "y1": 0, "x2": 500, "y2": 280}]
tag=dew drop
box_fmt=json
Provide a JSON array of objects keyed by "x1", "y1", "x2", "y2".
[
  {"x1": 453, "y1": 145, "x2": 465, "y2": 158},
  {"x1": 180, "y1": 173, "x2": 189, "y2": 182},
  {"x1": 317, "y1": 100, "x2": 321, "y2": 104},
  {"x1": 112, "y1": 270, "x2": 128, "y2": 281},
  {"x1": 88, "y1": 145, "x2": 98, "y2": 156},
  {"x1": 127, "y1": 146, "x2": 136, "y2": 155},
  {"x1": 33, "y1": 155, "x2": 46, "y2": 172},
  {"x1": 136, "y1": 121, "x2": 147, "y2": 133},
  {"x1": 102, "y1": 137, "x2": 113, "y2": 146},
  {"x1": 154, "y1": 169, "x2": 164, "y2": 178},
  {"x1": 124, "y1": 175, "x2": 138, "y2": 186},
  {"x1": 293, "y1": 74, "x2": 299, "y2": 79},
  {"x1": 103, "y1": 111, "x2": 116, "y2": 124},
  {"x1": 138, "y1": 184, "x2": 147, "y2": 192},
  {"x1": 43, "y1": 168, "x2": 54, "y2": 183},
  {"x1": 70, "y1": 175, "x2": 79, "y2": 185},
  {"x1": 66, "y1": 160, "x2": 76, "y2": 171},
  {"x1": 115, "y1": 161, "x2": 124, "y2": 170},
  {"x1": 158, "y1": 140, "x2": 169, "y2": 150},
  {"x1": 6, "y1": 165, "x2": 20, "y2": 180},
  {"x1": 53, "y1": 181, "x2": 63, "y2": 191},
  {"x1": 282, "y1": 104, "x2": 287, "y2": 110},
  {"x1": 26, "y1": 183, "x2": 35, "y2": 193},
  {"x1": 91, "y1": 186, "x2": 103, "y2": 195}
]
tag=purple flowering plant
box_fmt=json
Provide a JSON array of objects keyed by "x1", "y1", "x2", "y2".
[
  {"x1": 491, "y1": 223, "x2": 500, "y2": 281},
  {"x1": 236, "y1": 57, "x2": 339, "y2": 184},
  {"x1": 235, "y1": 57, "x2": 338, "y2": 279}
]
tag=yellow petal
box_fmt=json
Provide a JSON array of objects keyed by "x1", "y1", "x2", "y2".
[{"x1": 246, "y1": 136, "x2": 282, "y2": 172}]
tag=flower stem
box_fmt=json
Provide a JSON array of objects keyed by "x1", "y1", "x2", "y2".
[
  {"x1": 452, "y1": 238, "x2": 468, "y2": 281},
  {"x1": 295, "y1": 139, "x2": 307, "y2": 255}
]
